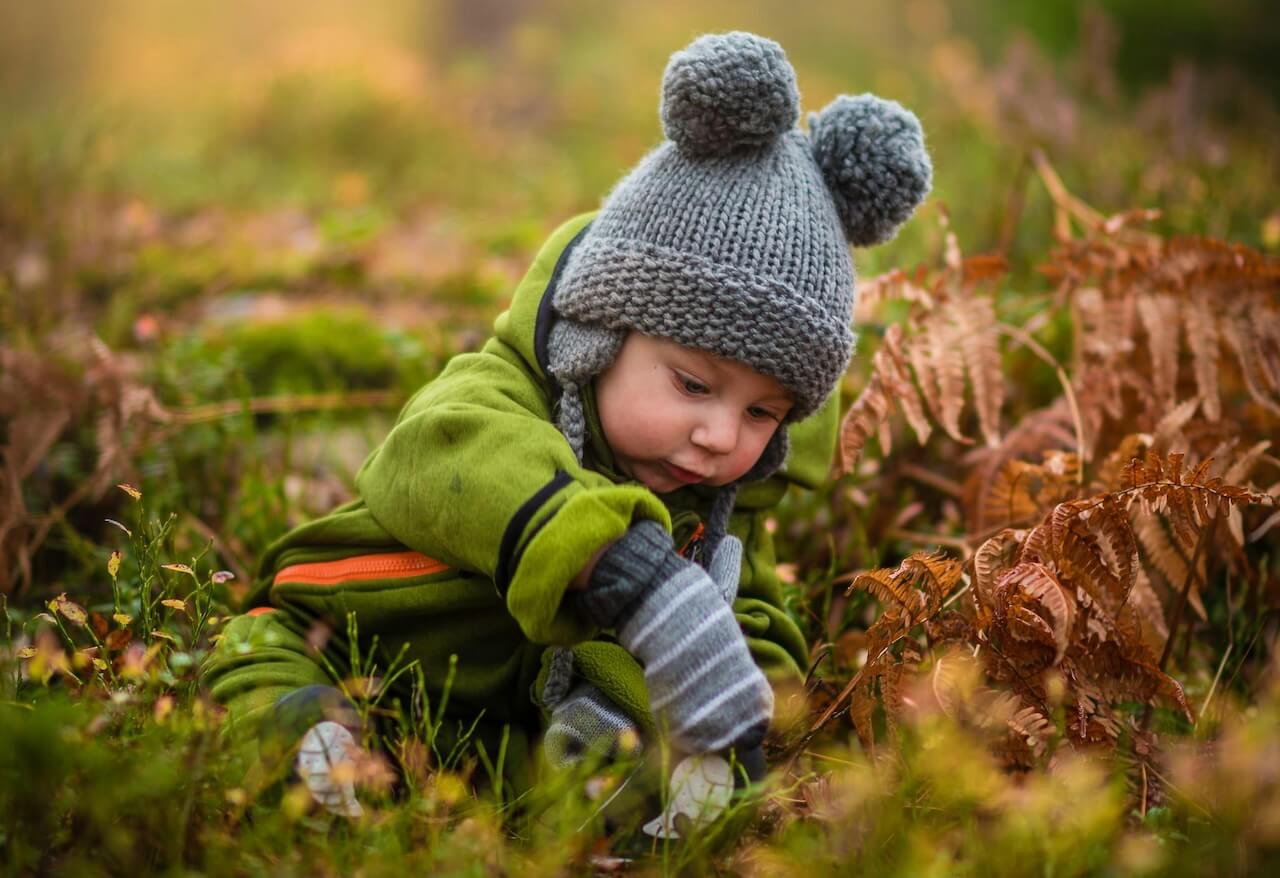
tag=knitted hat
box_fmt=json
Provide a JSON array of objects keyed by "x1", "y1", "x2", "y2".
[{"x1": 547, "y1": 31, "x2": 931, "y2": 555}]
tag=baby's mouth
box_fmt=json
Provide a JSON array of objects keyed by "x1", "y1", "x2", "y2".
[{"x1": 662, "y1": 461, "x2": 707, "y2": 485}]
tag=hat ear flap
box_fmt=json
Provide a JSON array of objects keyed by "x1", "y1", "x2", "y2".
[{"x1": 809, "y1": 94, "x2": 932, "y2": 246}]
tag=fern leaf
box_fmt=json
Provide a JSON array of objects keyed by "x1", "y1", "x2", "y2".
[
  {"x1": 1222, "y1": 315, "x2": 1280, "y2": 414},
  {"x1": 921, "y1": 306, "x2": 969, "y2": 442},
  {"x1": 882, "y1": 324, "x2": 934, "y2": 447},
  {"x1": 1093, "y1": 494, "x2": 1139, "y2": 607},
  {"x1": 1222, "y1": 439, "x2": 1271, "y2": 486},
  {"x1": 1001, "y1": 561, "x2": 1076, "y2": 665},
  {"x1": 838, "y1": 370, "x2": 892, "y2": 473},
  {"x1": 1132, "y1": 512, "x2": 1192, "y2": 597},
  {"x1": 973, "y1": 529, "x2": 1023, "y2": 610},
  {"x1": 1150, "y1": 397, "x2": 1201, "y2": 456},
  {"x1": 1183, "y1": 296, "x2": 1221, "y2": 420},
  {"x1": 953, "y1": 295, "x2": 1004, "y2": 447},
  {"x1": 1128, "y1": 567, "x2": 1170, "y2": 654},
  {"x1": 848, "y1": 568, "x2": 921, "y2": 618},
  {"x1": 1136, "y1": 291, "x2": 1181, "y2": 408},
  {"x1": 901, "y1": 549, "x2": 964, "y2": 609},
  {"x1": 981, "y1": 459, "x2": 1045, "y2": 531}
]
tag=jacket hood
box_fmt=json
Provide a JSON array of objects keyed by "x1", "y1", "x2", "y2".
[{"x1": 491, "y1": 213, "x2": 595, "y2": 388}]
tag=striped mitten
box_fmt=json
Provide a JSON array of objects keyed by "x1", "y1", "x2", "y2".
[
  {"x1": 543, "y1": 681, "x2": 640, "y2": 769},
  {"x1": 576, "y1": 521, "x2": 772, "y2": 754}
]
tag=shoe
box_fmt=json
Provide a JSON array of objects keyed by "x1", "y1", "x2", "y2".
[{"x1": 296, "y1": 720, "x2": 365, "y2": 818}]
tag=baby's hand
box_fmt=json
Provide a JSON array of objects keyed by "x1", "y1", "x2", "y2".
[
  {"x1": 576, "y1": 522, "x2": 771, "y2": 753},
  {"x1": 707, "y1": 534, "x2": 743, "y2": 605}
]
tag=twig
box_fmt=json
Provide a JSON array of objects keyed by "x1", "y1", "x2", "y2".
[
  {"x1": 997, "y1": 151, "x2": 1031, "y2": 255},
  {"x1": 1140, "y1": 763, "x2": 1149, "y2": 821},
  {"x1": 182, "y1": 513, "x2": 251, "y2": 588},
  {"x1": 1024, "y1": 148, "x2": 1105, "y2": 236},
  {"x1": 1142, "y1": 519, "x2": 1216, "y2": 731},
  {"x1": 782, "y1": 637, "x2": 905, "y2": 776},
  {"x1": 898, "y1": 462, "x2": 965, "y2": 499},
  {"x1": 996, "y1": 322, "x2": 1087, "y2": 480},
  {"x1": 942, "y1": 577, "x2": 972, "y2": 610},
  {"x1": 174, "y1": 389, "x2": 403, "y2": 425},
  {"x1": 885, "y1": 528, "x2": 971, "y2": 553},
  {"x1": 1197, "y1": 644, "x2": 1232, "y2": 723},
  {"x1": 1159, "y1": 520, "x2": 1215, "y2": 673},
  {"x1": 804, "y1": 750, "x2": 861, "y2": 768}
]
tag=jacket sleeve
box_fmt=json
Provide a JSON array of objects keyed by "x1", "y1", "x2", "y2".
[
  {"x1": 355, "y1": 339, "x2": 670, "y2": 647},
  {"x1": 730, "y1": 393, "x2": 840, "y2": 684}
]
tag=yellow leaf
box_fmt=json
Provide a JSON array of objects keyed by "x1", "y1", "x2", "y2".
[
  {"x1": 117, "y1": 483, "x2": 142, "y2": 501},
  {"x1": 54, "y1": 594, "x2": 88, "y2": 625},
  {"x1": 154, "y1": 695, "x2": 174, "y2": 723},
  {"x1": 161, "y1": 599, "x2": 187, "y2": 612},
  {"x1": 162, "y1": 563, "x2": 195, "y2": 577},
  {"x1": 108, "y1": 551, "x2": 122, "y2": 580},
  {"x1": 16, "y1": 647, "x2": 37, "y2": 659},
  {"x1": 93, "y1": 658, "x2": 109, "y2": 671},
  {"x1": 113, "y1": 613, "x2": 133, "y2": 627}
]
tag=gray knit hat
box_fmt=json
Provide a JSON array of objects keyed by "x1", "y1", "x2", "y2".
[{"x1": 547, "y1": 31, "x2": 930, "y2": 553}]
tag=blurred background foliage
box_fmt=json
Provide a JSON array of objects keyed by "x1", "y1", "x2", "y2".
[
  {"x1": 7, "y1": 0, "x2": 1275, "y2": 585},
  {"x1": 2, "y1": 1, "x2": 1279, "y2": 873}
]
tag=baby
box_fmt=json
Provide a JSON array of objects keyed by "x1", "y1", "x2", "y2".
[{"x1": 202, "y1": 31, "x2": 930, "y2": 823}]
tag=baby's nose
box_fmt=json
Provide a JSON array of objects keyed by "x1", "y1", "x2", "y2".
[{"x1": 692, "y1": 408, "x2": 738, "y2": 454}]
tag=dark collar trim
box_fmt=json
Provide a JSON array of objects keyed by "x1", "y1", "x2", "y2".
[{"x1": 533, "y1": 221, "x2": 593, "y2": 395}]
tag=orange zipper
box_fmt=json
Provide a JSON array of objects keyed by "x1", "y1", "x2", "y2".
[
  {"x1": 274, "y1": 551, "x2": 449, "y2": 587},
  {"x1": 678, "y1": 523, "x2": 706, "y2": 559}
]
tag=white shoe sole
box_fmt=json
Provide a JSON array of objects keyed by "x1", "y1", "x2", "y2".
[{"x1": 296, "y1": 720, "x2": 365, "y2": 818}]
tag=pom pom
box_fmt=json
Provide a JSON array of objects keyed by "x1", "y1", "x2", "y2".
[
  {"x1": 661, "y1": 32, "x2": 799, "y2": 157},
  {"x1": 809, "y1": 94, "x2": 932, "y2": 246}
]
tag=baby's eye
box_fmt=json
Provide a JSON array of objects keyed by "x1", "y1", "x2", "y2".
[
  {"x1": 676, "y1": 373, "x2": 709, "y2": 395},
  {"x1": 747, "y1": 406, "x2": 782, "y2": 423}
]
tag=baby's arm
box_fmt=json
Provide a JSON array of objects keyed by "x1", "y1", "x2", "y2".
[{"x1": 355, "y1": 341, "x2": 669, "y2": 645}]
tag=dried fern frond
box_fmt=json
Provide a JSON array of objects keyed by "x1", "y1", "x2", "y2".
[
  {"x1": 847, "y1": 549, "x2": 962, "y2": 628},
  {"x1": 1137, "y1": 291, "x2": 1182, "y2": 409},
  {"x1": 1122, "y1": 450, "x2": 1273, "y2": 550},
  {"x1": 952, "y1": 295, "x2": 1004, "y2": 448},
  {"x1": 913, "y1": 305, "x2": 970, "y2": 442},
  {"x1": 994, "y1": 561, "x2": 1077, "y2": 665},
  {"x1": 838, "y1": 324, "x2": 931, "y2": 472},
  {"x1": 840, "y1": 234, "x2": 1007, "y2": 474},
  {"x1": 973, "y1": 528, "x2": 1024, "y2": 610}
]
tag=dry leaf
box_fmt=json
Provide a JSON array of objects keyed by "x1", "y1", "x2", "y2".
[
  {"x1": 52, "y1": 594, "x2": 88, "y2": 626},
  {"x1": 117, "y1": 483, "x2": 142, "y2": 501},
  {"x1": 105, "y1": 519, "x2": 132, "y2": 537}
]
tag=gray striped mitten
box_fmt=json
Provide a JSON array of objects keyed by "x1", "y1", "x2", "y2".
[
  {"x1": 543, "y1": 681, "x2": 640, "y2": 769},
  {"x1": 576, "y1": 521, "x2": 772, "y2": 754}
]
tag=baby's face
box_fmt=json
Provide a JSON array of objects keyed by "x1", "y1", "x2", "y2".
[{"x1": 594, "y1": 332, "x2": 793, "y2": 494}]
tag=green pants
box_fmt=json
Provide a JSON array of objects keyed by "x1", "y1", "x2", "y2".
[{"x1": 203, "y1": 604, "x2": 645, "y2": 797}]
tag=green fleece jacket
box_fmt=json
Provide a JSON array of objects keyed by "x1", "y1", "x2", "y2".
[{"x1": 204, "y1": 213, "x2": 836, "y2": 783}]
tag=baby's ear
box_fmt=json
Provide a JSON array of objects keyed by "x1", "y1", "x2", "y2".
[{"x1": 808, "y1": 94, "x2": 932, "y2": 247}]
